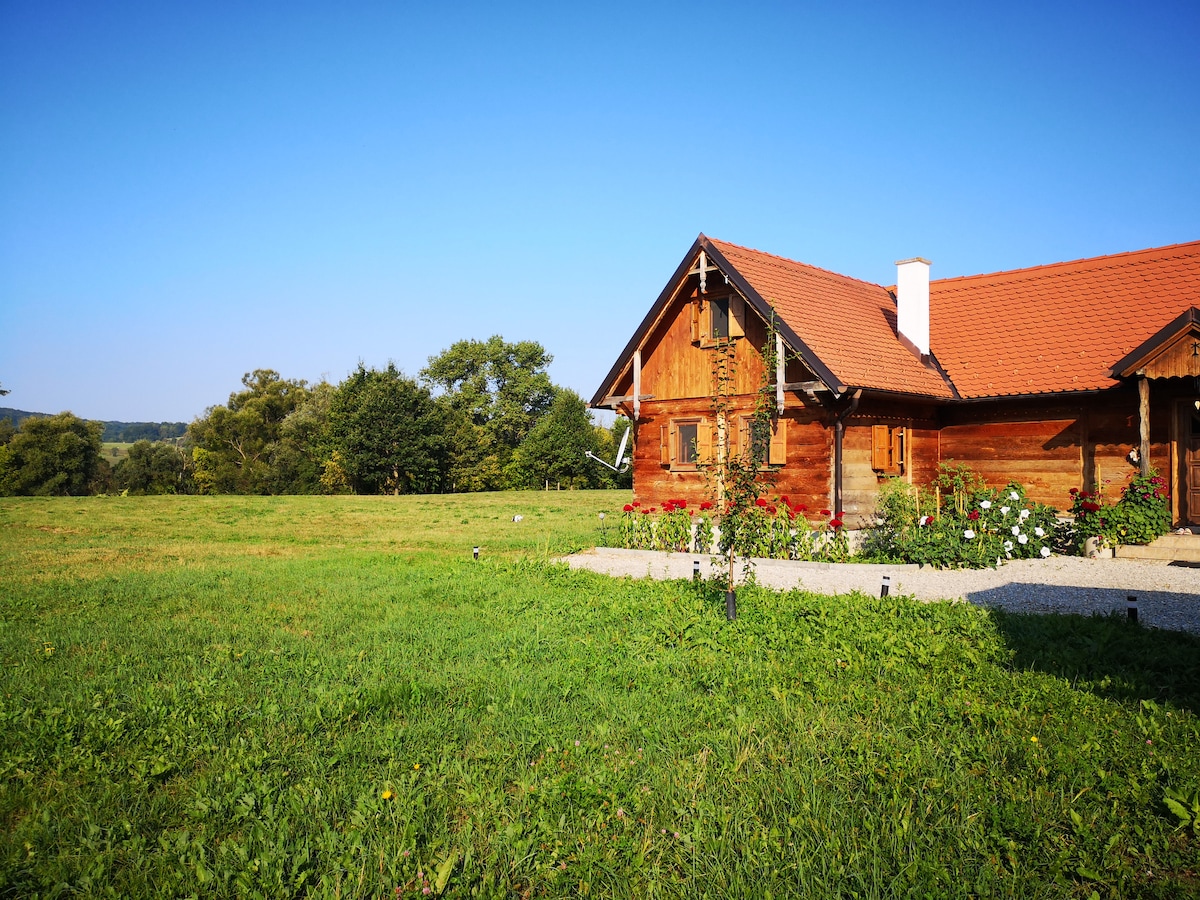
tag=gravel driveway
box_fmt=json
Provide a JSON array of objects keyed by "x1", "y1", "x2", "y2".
[{"x1": 563, "y1": 548, "x2": 1200, "y2": 635}]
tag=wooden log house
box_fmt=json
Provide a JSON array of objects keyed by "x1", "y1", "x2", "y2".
[{"x1": 591, "y1": 236, "x2": 1200, "y2": 527}]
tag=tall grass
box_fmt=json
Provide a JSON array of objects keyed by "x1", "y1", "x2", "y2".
[{"x1": 1, "y1": 493, "x2": 1197, "y2": 898}]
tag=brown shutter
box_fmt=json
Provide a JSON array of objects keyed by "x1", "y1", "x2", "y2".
[
  {"x1": 769, "y1": 418, "x2": 787, "y2": 465},
  {"x1": 697, "y1": 298, "x2": 710, "y2": 343},
  {"x1": 660, "y1": 424, "x2": 671, "y2": 466},
  {"x1": 872, "y1": 425, "x2": 891, "y2": 471},
  {"x1": 698, "y1": 419, "x2": 713, "y2": 463},
  {"x1": 691, "y1": 300, "x2": 702, "y2": 343},
  {"x1": 729, "y1": 295, "x2": 746, "y2": 338},
  {"x1": 891, "y1": 426, "x2": 905, "y2": 474}
]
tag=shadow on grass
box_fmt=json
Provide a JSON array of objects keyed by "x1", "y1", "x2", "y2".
[{"x1": 976, "y1": 585, "x2": 1200, "y2": 714}]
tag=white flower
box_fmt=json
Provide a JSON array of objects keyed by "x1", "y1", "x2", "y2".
[
  {"x1": 513, "y1": 515, "x2": 523, "y2": 522},
  {"x1": 1010, "y1": 491, "x2": 1019, "y2": 501},
  {"x1": 1018, "y1": 533, "x2": 1028, "y2": 545},
  {"x1": 1011, "y1": 526, "x2": 1021, "y2": 536},
  {"x1": 1040, "y1": 545, "x2": 1051, "y2": 558},
  {"x1": 1004, "y1": 540, "x2": 1013, "y2": 552},
  {"x1": 963, "y1": 529, "x2": 975, "y2": 540},
  {"x1": 1000, "y1": 506, "x2": 1011, "y2": 515},
  {"x1": 980, "y1": 500, "x2": 992, "y2": 509},
  {"x1": 1034, "y1": 526, "x2": 1045, "y2": 537},
  {"x1": 1019, "y1": 509, "x2": 1030, "y2": 520}
]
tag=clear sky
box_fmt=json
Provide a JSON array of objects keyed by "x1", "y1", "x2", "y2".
[{"x1": 2, "y1": 1, "x2": 1198, "y2": 423}]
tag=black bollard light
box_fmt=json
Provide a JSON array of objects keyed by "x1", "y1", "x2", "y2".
[
  {"x1": 1127, "y1": 595, "x2": 1138, "y2": 623},
  {"x1": 473, "y1": 546, "x2": 480, "y2": 560},
  {"x1": 693, "y1": 559, "x2": 701, "y2": 581},
  {"x1": 880, "y1": 574, "x2": 891, "y2": 598},
  {"x1": 726, "y1": 589, "x2": 737, "y2": 622}
]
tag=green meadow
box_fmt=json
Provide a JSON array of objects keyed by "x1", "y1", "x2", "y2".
[{"x1": 1, "y1": 493, "x2": 1198, "y2": 898}]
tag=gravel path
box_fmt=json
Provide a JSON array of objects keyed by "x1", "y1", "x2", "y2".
[{"x1": 562, "y1": 548, "x2": 1200, "y2": 635}]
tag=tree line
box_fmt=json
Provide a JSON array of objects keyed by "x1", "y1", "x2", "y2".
[{"x1": 0, "y1": 337, "x2": 631, "y2": 496}]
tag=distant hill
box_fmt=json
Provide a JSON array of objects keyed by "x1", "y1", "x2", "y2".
[{"x1": 0, "y1": 408, "x2": 187, "y2": 442}]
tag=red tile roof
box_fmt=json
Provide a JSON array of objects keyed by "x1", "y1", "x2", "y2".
[
  {"x1": 929, "y1": 241, "x2": 1200, "y2": 398},
  {"x1": 707, "y1": 238, "x2": 955, "y2": 399}
]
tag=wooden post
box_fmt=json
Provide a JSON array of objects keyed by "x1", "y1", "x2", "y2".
[
  {"x1": 1138, "y1": 375, "x2": 1151, "y2": 476},
  {"x1": 633, "y1": 349, "x2": 642, "y2": 422},
  {"x1": 776, "y1": 332, "x2": 785, "y2": 415}
]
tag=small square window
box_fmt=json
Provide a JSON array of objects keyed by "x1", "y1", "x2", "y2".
[{"x1": 677, "y1": 423, "x2": 699, "y2": 465}]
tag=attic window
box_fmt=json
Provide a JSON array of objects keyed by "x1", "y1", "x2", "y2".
[{"x1": 692, "y1": 295, "x2": 746, "y2": 345}]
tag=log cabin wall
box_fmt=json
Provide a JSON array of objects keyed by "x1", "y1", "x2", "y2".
[{"x1": 935, "y1": 386, "x2": 1176, "y2": 511}]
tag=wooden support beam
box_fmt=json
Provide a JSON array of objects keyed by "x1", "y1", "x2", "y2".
[
  {"x1": 633, "y1": 349, "x2": 642, "y2": 421},
  {"x1": 599, "y1": 393, "x2": 655, "y2": 407},
  {"x1": 776, "y1": 332, "x2": 785, "y2": 415},
  {"x1": 1138, "y1": 375, "x2": 1150, "y2": 476},
  {"x1": 781, "y1": 380, "x2": 827, "y2": 392}
]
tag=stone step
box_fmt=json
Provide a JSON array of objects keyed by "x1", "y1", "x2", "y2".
[{"x1": 1116, "y1": 533, "x2": 1200, "y2": 563}]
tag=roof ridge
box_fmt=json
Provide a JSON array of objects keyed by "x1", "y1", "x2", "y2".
[
  {"x1": 931, "y1": 239, "x2": 1200, "y2": 288},
  {"x1": 706, "y1": 236, "x2": 888, "y2": 292}
]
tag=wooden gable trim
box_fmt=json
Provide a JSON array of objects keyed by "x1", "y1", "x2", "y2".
[
  {"x1": 1109, "y1": 307, "x2": 1200, "y2": 379},
  {"x1": 590, "y1": 237, "x2": 708, "y2": 409}
]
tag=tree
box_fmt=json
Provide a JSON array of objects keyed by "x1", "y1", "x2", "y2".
[
  {"x1": 421, "y1": 336, "x2": 556, "y2": 488},
  {"x1": 506, "y1": 389, "x2": 606, "y2": 489},
  {"x1": 188, "y1": 370, "x2": 310, "y2": 494},
  {"x1": 0, "y1": 412, "x2": 104, "y2": 496},
  {"x1": 325, "y1": 363, "x2": 448, "y2": 495},
  {"x1": 269, "y1": 381, "x2": 335, "y2": 494},
  {"x1": 114, "y1": 440, "x2": 192, "y2": 494}
]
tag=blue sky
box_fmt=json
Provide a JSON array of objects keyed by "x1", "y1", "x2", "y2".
[{"x1": 2, "y1": 1, "x2": 1197, "y2": 423}]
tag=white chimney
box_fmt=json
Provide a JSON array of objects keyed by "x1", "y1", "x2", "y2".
[{"x1": 895, "y1": 257, "x2": 931, "y2": 357}]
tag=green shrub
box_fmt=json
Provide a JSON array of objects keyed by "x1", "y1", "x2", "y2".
[
  {"x1": 1067, "y1": 471, "x2": 1170, "y2": 547},
  {"x1": 862, "y1": 465, "x2": 1058, "y2": 569}
]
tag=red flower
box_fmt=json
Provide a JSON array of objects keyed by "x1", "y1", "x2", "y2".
[
  {"x1": 786, "y1": 508, "x2": 796, "y2": 519},
  {"x1": 829, "y1": 518, "x2": 844, "y2": 529},
  {"x1": 780, "y1": 495, "x2": 789, "y2": 503},
  {"x1": 967, "y1": 509, "x2": 980, "y2": 521},
  {"x1": 836, "y1": 511, "x2": 844, "y2": 518},
  {"x1": 662, "y1": 502, "x2": 675, "y2": 513},
  {"x1": 641, "y1": 508, "x2": 650, "y2": 515},
  {"x1": 755, "y1": 497, "x2": 768, "y2": 507},
  {"x1": 1069, "y1": 488, "x2": 1079, "y2": 495},
  {"x1": 632, "y1": 501, "x2": 641, "y2": 507},
  {"x1": 1081, "y1": 501, "x2": 1101, "y2": 513},
  {"x1": 675, "y1": 499, "x2": 687, "y2": 509},
  {"x1": 767, "y1": 506, "x2": 777, "y2": 515},
  {"x1": 700, "y1": 501, "x2": 714, "y2": 511},
  {"x1": 623, "y1": 504, "x2": 633, "y2": 512},
  {"x1": 688, "y1": 509, "x2": 694, "y2": 516},
  {"x1": 820, "y1": 509, "x2": 831, "y2": 516},
  {"x1": 795, "y1": 503, "x2": 807, "y2": 512}
]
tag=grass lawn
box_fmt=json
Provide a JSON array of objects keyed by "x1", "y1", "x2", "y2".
[{"x1": 1, "y1": 492, "x2": 1198, "y2": 898}]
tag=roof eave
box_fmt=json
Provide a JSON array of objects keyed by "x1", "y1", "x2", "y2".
[{"x1": 1109, "y1": 306, "x2": 1200, "y2": 378}]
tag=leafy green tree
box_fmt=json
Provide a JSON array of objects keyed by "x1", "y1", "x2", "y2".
[
  {"x1": 114, "y1": 440, "x2": 192, "y2": 494},
  {"x1": 506, "y1": 389, "x2": 606, "y2": 489},
  {"x1": 0, "y1": 412, "x2": 104, "y2": 496},
  {"x1": 326, "y1": 363, "x2": 448, "y2": 495},
  {"x1": 421, "y1": 336, "x2": 556, "y2": 488},
  {"x1": 188, "y1": 370, "x2": 310, "y2": 494},
  {"x1": 269, "y1": 381, "x2": 335, "y2": 494}
]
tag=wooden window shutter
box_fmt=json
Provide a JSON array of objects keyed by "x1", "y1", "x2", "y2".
[
  {"x1": 729, "y1": 295, "x2": 746, "y2": 338},
  {"x1": 891, "y1": 426, "x2": 905, "y2": 473},
  {"x1": 696, "y1": 298, "x2": 710, "y2": 343},
  {"x1": 660, "y1": 424, "x2": 671, "y2": 466},
  {"x1": 872, "y1": 425, "x2": 891, "y2": 471},
  {"x1": 691, "y1": 300, "x2": 702, "y2": 343},
  {"x1": 698, "y1": 419, "x2": 713, "y2": 463},
  {"x1": 769, "y1": 418, "x2": 787, "y2": 465}
]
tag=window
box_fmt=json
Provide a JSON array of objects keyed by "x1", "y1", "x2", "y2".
[
  {"x1": 692, "y1": 295, "x2": 746, "y2": 344},
  {"x1": 871, "y1": 425, "x2": 905, "y2": 475},
  {"x1": 660, "y1": 418, "x2": 709, "y2": 470},
  {"x1": 737, "y1": 415, "x2": 787, "y2": 467}
]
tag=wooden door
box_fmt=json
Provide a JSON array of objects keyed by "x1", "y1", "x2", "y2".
[{"x1": 1187, "y1": 408, "x2": 1200, "y2": 525}]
